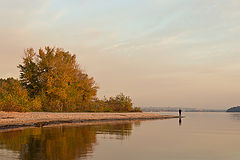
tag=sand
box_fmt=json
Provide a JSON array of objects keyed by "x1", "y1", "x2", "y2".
[{"x1": 0, "y1": 112, "x2": 180, "y2": 130}]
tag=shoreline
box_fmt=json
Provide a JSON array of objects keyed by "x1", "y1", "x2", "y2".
[{"x1": 0, "y1": 112, "x2": 181, "y2": 131}]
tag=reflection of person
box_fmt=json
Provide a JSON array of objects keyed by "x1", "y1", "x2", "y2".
[
  {"x1": 179, "y1": 118, "x2": 182, "y2": 126},
  {"x1": 179, "y1": 109, "x2": 182, "y2": 117}
]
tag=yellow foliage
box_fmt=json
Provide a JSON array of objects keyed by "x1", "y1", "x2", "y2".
[{"x1": 0, "y1": 46, "x2": 140, "y2": 112}]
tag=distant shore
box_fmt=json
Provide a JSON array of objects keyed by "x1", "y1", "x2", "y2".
[{"x1": 0, "y1": 112, "x2": 180, "y2": 131}]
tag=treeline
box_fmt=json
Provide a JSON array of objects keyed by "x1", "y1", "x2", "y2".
[{"x1": 0, "y1": 47, "x2": 141, "y2": 112}]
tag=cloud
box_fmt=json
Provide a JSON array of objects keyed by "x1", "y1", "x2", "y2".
[{"x1": 1, "y1": 0, "x2": 240, "y2": 108}]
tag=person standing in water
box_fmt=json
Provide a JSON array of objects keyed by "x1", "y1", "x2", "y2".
[
  {"x1": 179, "y1": 109, "x2": 182, "y2": 117},
  {"x1": 178, "y1": 109, "x2": 182, "y2": 126}
]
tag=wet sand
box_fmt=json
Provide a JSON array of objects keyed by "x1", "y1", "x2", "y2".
[{"x1": 0, "y1": 112, "x2": 180, "y2": 130}]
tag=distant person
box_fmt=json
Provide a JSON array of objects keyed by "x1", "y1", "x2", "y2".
[
  {"x1": 179, "y1": 109, "x2": 182, "y2": 117},
  {"x1": 178, "y1": 109, "x2": 182, "y2": 126}
]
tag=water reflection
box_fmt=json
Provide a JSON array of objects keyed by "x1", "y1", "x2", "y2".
[
  {"x1": 0, "y1": 121, "x2": 140, "y2": 160},
  {"x1": 178, "y1": 118, "x2": 182, "y2": 126},
  {"x1": 96, "y1": 123, "x2": 133, "y2": 140},
  {"x1": 228, "y1": 113, "x2": 240, "y2": 121}
]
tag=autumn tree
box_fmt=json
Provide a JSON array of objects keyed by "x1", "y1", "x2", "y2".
[{"x1": 18, "y1": 47, "x2": 98, "y2": 112}]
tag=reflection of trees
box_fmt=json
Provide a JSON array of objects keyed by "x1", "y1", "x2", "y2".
[
  {"x1": 96, "y1": 123, "x2": 133, "y2": 140},
  {"x1": 133, "y1": 121, "x2": 141, "y2": 127},
  {"x1": 0, "y1": 126, "x2": 97, "y2": 160},
  {"x1": 0, "y1": 121, "x2": 140, "y2": 160}
]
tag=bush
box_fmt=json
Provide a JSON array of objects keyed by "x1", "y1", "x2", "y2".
[
  {"x1": 102, "y1": 93, "x2": 140, "y2": 112},
  {"x1": 0, "y1": 78, "x2": 42, "y2": 112},
  {"x1": 132, "y1": 107, "x2": 142, "y2": 112}
]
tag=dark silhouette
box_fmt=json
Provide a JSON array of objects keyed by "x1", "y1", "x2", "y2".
[
  {"x1": 179, "y1": 118, "x2": 182, "y2": 126},
  {"x1": 179, "y1": 109, "x2": 182, "y2": 117},
  {"x1": 226, "y1": 106, "x2": 240, "y2": 112},
  {"x1": 178, "y1": 109, "x2": 182, "y2": 126}
]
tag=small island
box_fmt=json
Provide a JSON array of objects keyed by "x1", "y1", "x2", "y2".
[
  {"x1": 0, "y1": 47, "x2": 180, "y2": 130},
  {"x1": 226, "y1": 106, "x2": 240, "y2": 112},
  {"x1": 0, "y1": 47, "x2": 141, "y2": 113}
]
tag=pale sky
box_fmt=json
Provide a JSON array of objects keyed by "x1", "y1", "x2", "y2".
[{"x1": 1, "y1": 0, "x2": 240, "y2": 109}]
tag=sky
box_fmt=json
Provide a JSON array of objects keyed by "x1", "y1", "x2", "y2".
[{"x1": 0, "y1": 0, "x2": 240, "y2": 109}]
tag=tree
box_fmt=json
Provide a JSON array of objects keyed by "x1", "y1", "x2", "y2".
[
  {"x1": 18, "y1": 48, "x2": 40, "y2": 98},
  {"x1": 18, "y1": 47, "x2": 98, "y2": 112}
]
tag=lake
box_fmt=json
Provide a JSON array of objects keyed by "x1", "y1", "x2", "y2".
[{"x1": 0, "y1": 112, "x2": 240, "y2": 160}]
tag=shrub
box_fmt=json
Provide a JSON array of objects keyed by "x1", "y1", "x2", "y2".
[{"x1": 0, "y1": 78, "x2": 42, "y2": 112}]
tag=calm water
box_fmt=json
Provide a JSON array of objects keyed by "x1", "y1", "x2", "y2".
[{"x1": 1, "y1": 112, "x2": 240, "y2": 160}]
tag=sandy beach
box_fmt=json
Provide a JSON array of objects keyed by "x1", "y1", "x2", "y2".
[{"x1": 0, "y1": 112, "x2": 180, "y2": 130}]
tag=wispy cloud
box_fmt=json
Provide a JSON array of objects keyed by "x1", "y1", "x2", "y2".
[{"x1": 0, "y1": 0, "x2": 240, "y2": 108}]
